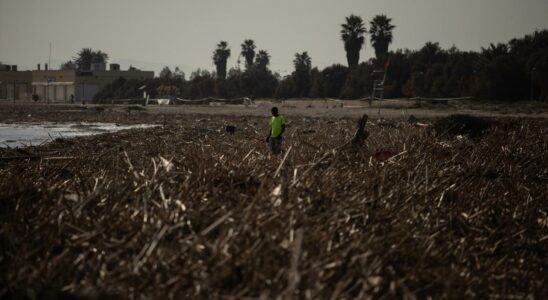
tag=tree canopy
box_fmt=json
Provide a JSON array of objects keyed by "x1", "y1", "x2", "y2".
[
  {"x1": 93, "y1": 24, "x2": 548, "y2": 103},
  {"x1": 369, "y1": 14, "x2": 395, "y2": 60},
  {"x1": 73, "y1": 48, "x2": 109, "y2": 70},
  {"x1": 255, "y1": 50, "x2": 271, "y2": 70},
  {"x1": 341, "y1": 15, "x2": 366, "y2": 67},
  {"x1": 241, "y1": 39, "x2": 256, "y2": 69},
  {"x1": 213, "y1": 41, "x2": 231, "y2": 79}
]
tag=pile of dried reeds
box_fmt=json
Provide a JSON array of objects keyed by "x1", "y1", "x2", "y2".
[{"x1": 1, "y1": 115, "x2": 547, "y2": 299}]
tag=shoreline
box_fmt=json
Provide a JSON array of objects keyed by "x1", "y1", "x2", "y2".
[{"x1": 1, "y1": 101, "x2": 548, "y2": 125}]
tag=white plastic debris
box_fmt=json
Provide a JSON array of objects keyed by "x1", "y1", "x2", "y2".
[{"x1": 270, "y1": 184, "x2": 282, "y2": 207}]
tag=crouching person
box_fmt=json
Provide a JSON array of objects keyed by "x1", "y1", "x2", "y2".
[{"x1": 266, "y1": 107, "x2": 286, "y2": 154}]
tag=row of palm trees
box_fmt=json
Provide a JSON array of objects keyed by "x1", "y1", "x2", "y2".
[
  {"x1": 95, "y1": 28, "x2": 548, "y2": 102},
  {"x1": 211, "y1": 14, "x2": 395, "y2": 79},
  {"x1": 213, "y1": 39, "x2": 272, "y2": 80},
  {"x1": 341, "y1": 14, "x2": 396, "y2": 67}
]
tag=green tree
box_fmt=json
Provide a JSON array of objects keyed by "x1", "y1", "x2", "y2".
[
  {"x1": 341, "y1": 15, "x2": 366, "y2": 67},
  {"x1": 414, "y1": 42, "x2": 446, "y2": 67},
  {"x1": 481, "y1": 43, "x2": 509, "y2": 60},
  {"x1": 527, "y1": 48, "x2": 548, "y2": 101},
  {"x1": 509, "y1": 30, "x2": 548, "y2": 58},
  {"x1": 293, "y1": 52, "x2": 312, "y2": 97},
  {"x1": 212, "y1": 41, "x2": 231, "y2": 79},
  {"x1": 173, "y1": 67, "x2": 186, "y2": 81},
  {"x1": 321, "y1": 64, "x2": 348, "y2": 98},
  {"x1": 275, "y1": 76, "x2": 296, "y2": 99},
  {"x1": 182, "y1": 69, "x2": 215, "y2": 99},
  {"x1": 241, "y1": 39, "x2": 256, "y2": 69},
  {"x1": 159, "y1": 66, "x2": 173, "y2": 79},
  {"x1": 60, "y1": 60, "x2": 76, "y2": 70},
  {"x1": 255, "y1": 50, "x2": 271, "y2": 70},
  {"x1": 369, "y1": 14, "x2": 395, "y2": 60},
  {"x1": 309, "y1": 67, "x2": 324, "y2": 98},
  {"x1": 476, "y1": 55, "x2": 528, "y2": 101},
  {"x1": 92, "y1": 50, "x2": 109, "y2": 64},
  {"x1": 340, "y1": 63, "x2": 374, "y2": 99},
  {"x1": 293, "y1": 52, "x2": 312, "y2": 72},
  {"x1": 74, "y1": 48, "x2": 93, "y2": 70},
  {"x1": 382, "y1": 50, "x2": 413, "y2": 98},
  {"x1": 74, "y1": 48, "x2": 109, "y2": 70}
]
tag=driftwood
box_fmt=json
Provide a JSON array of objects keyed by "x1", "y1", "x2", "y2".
[
  {"x1": 351, "y1": 114, "x2": 369, "y2": 145},
  {"x1": 0, "y1": 116, "x2": 546, "y2": 299},
  {"x1": 0, "y1": 155, "x2": 74, "y2": 161},
  {"x1": 174, "y1": 97, "x2": 251, "y2": 105}
]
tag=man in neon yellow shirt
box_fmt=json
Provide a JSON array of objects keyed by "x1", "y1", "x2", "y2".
[{"x1": 266, "y1": 107, "x2": 286, "y2": 154}]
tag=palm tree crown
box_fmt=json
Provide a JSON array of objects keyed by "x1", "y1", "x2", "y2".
[
  {"x1": 73, "y1": 48, "x2": 109, "y2": 70},
  {"x1": 341, "y1": 15, "x2": 366, "y2": 67},
  {"x1": 369, "y1": 14, "x2": 395, "y2": 60},
  {"x1": 213, "y1": 41, "x2": 231, "y2": 64},
  {"x1": 481, "y1": 43, "x2": 509, "y2": 59},
  {"x1": 255, "y1": 50, "x2": 271, "y2": 70},
  {"x1": 241, "y1": 39, "x2": 256, "y2": 69},
  {"x1": 293, "y1": 52, "x2": 312, "y2": 72},
  {"x1": 212, "y1": 41, "x2": 231, "y2": 79},
  {"x1": 91, "y1": 50, "x2": 109, "y2": 64}
]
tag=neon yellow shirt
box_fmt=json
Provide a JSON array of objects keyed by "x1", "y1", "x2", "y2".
[{"x1": 270, "y1": 115, "x2": 286, "y2": 138}]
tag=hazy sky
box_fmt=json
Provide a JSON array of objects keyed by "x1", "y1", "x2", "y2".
[{"x1": 1, "y1": 0, "x2": 547, "y2": 76}]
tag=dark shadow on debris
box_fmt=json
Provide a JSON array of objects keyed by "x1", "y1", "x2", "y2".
[{"x1": 431, "y1": 114, "x2": 493, "y2": 138}]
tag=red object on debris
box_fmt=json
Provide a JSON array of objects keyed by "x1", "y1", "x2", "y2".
[{"x1": 374, "y1": 149, "x2": 395, "y2": 161}]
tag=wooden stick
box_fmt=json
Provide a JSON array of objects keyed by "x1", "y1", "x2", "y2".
[
  {"x1": 351, "y1": 114, "x2": 369, "y2": 145},
  {"x1": 0, "y1": 155, "x2": 74, "y2": 161},
  {"x1": 286, "y1": 228, "x2": 303, "y2": 298},
  {"x1": 200, "y1": 211, "x2": 233, "y2": 236},
  {"x1": 274, "y1": 145, "x2": 292, "y2": 177}
]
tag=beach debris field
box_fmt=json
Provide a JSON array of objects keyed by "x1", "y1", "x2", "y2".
[{"x1": 1, "y1": 114, "x2": 547, "y2": 299}]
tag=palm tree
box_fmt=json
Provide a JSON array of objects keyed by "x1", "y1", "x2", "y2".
[
  {"x1": 173, "y1": 66, "x2": 185, "y2": 81},
  {"x1": 92, "y1": 50, "x2": 109, "y2": 64},
  {"x1": 527, "y1": 48, "x2": 548, "y2": 101},
  {"x1": 293, "y1": 52, "x2": 312, "y2": 72},
  {"x1": 481, "y1": 43, "x2": 509, "y2": 60},
  {"x1": 74, "y1": 48, "x2": 94, "y2": 70},
  {"x1": 341, "y1": 15, "x2": 366, "y2": 67},
  {"x1": 241, "y1": 39, "x2": 256, "y2": 69},
  {"x1": 255, "y1": 50, "x2": 271, "y2": 70},
  {"x1": 369, "y1": 15, "x2": 395, "y2": 60},
  {"x1": 293, "y1": 52, "x2": 312, "y2": 97},
  {"x1": 417, "y1": 42, "x2": 444, "y2": 65},
  {"x1": 159, "y1": 66, "x2": 173, "y2": 79},
  {"x1": 73, "y1": 48, "x2": 109, "y2": 70},
  {"x1": 60, "y1": 60, "x2": 76, "y2": 70},
  {"x1": 212, "y1": 41, "x2": 231, "y2": 79}
]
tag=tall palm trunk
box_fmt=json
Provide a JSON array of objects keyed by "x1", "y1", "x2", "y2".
[
  {"x1": 213, "y1": 41, "x2": 231, "y2": 80},
  {"x1": 216, "y1": 64, "x2": 227, "y2": 80},
  {"x1": 341, "y1": 15, "x2": 366, "y2": 68},
  {"x1": 346, "y1": 49, "x2": 360, "y2": 68}
]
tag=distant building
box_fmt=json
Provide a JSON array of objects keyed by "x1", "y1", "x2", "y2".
[
  {"x1": 0, "y1": 62, "x2": 154, "y2": 102},
  {"x1": 0, "y1": 63, "x2": 33, "y2": 100}
]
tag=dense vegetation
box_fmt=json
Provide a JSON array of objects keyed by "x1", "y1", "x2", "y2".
[{"x1": 92, "y1": 14, "x2": 548, "y2": 103}]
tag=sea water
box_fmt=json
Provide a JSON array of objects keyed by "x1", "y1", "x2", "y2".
[{"x1": 0, "y1": 123, "x2": 157, "y2": 148}]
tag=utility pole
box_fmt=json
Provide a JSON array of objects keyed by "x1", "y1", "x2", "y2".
[{"x1": 49, "y1": 42, "x2": 52, "y2": 69}]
